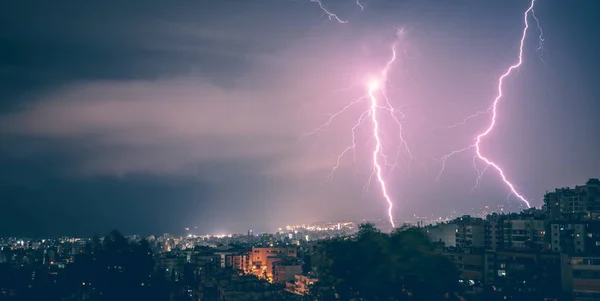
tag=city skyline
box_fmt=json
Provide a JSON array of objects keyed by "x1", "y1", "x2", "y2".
[{"x1": 1, "y1": 0, "x2": 599, "y2": 237}]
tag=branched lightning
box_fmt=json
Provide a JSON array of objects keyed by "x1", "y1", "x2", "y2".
[
  {"x1": 305, "y1": 0, "x2": 542, "y2": 223},
  {"x1": 531, "y1": 8, "x2": 546, "y2": 63},
  {"x1": 309, "y1": 0, "x2": 367, "y2": 23},
  {"x1": 472, "y1": 156, "x2": 490, "y2": 193},
  {"x1": 304, "y1": 1, "x2": 413, "y2": 227},
  {"x1": 437, "y1": 0, "x2": 541, "y2": 209},
  {"x1": 355, "y1": 0, "x2": 364, "y2": 11},
  {"x1": 306, "y1": 32, "x2": 411, "y2": 227},
  {"x1": 310, "y1": 0, "x2": 347, "y2": 23},
  {"x1": 434, "y1": 108, "x2": 491, "y2": 129}
]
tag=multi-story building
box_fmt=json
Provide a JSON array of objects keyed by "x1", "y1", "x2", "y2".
[
  {"x1": 544, "y1": 178, "x2": 600, "y2": 220},
  {"x1": 550, "y1": 221, "x2": 600, "y2": 254},
  {"x1": 285, "y1": 274, "x2": 318, "y2": 296},
  {"x1": 190, "y1": 252, "x2": 221, "y2": 283},
  {"x1": 250, "y1": 247, "x2": 297, "y2": 267},
  {"x1": 214, "y1": 246, "x2": 248, "y2": 269},
  {"x1": 483, "y1": 209, "x2": 549, "y2": 251},
  {"x1": 426, "y1": 223, "x2": 457, "y2": 248},
  {"x1": 249, "y1": 247, "x2": 297, "y2": 280},
  {"x1": 424, "y1": 180, "x2": 600, "y2": 299},
  {"x1": 443, "y1": 250, "x2": 485, "y2": 293},
  {"x1": 156, "y1": 255, "x2": 186, "y2": 281},
  {"x1": 456, "y1": 216, "x2": 486, "y2": 249},
  {"x1": 485, "y1": 250, "x2": 562, "y2": 300},
  {"x1": 272, "y1": 258, "x2": 303, "y2": 284},
  {"x1": 562, "y1": 255, "x2": 600, "y2": 301},
  {"x1": 503, "y1": 219, "x2": 547, "y2": 250},
  {"x1": 230, "y1": 253, "x2": 250, "y2": 272},
  {"x1": 432, "y1": 212, "x2": 549, "y2": 252},
  {"x1": 485, "y1": 214, "x2": 505, "y2": 251}
]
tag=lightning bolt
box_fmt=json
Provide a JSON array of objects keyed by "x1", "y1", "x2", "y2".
[
  {"x1": 305, "y1": 1, "x2": 411, "y2": 227},
  {"x1": 531, "y1": 8, "x2": 546, "y2": 64},
  {"x1": 437, "y1": 0, "x2": 540, "y2": 209},
  {"x1": 306, "y1": 31, "x2": 410, "y2": 228},
  {"x1": 355, "y1": 0, "x2": 364, "y2": 11},
  {"x1": 309, "y1": 0, "x2": 367, "y2": 23},
  {"x1": 309, "y1": 0, "x2": 347, "y2": 23},
  {"x1": 368, "y1": 72, "x2": 398, "y2": 228}
]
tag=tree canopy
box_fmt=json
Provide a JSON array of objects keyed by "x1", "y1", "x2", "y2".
[
  {"x1": 313, "y1": 224, "x2": 461, "y2": 301},
  {"x1": 61, "y1": 230, "x2": 168, "y2": 301}
]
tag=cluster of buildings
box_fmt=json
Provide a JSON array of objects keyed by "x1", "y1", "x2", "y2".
[
  {"x1": 426, "y1": 178, "x2": 600, "y2": 301},
  {"x1": 283, "y1": 221, "x2": 356, "y2": 232},
  {"x1": 0, "y1": 237, "x2": 87, "y2": 268},
  {"x1": 151, "y1": 245, "x2": 314, "y2": 300},
  {"x1": 3, "y1": 179, "x2": 599, "y2": 300},
  {"x1": 0, "y1": 232, "x2": 313, "y2": 300},
  {"x1": 146, "y1": 228, "x2": 321, "y2": 300}
]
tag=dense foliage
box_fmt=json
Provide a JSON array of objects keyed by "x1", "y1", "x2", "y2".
[
  {"x1": 61, "y1": 230, "x2": 168, "y2": 301},
  {"x1": 0, "y1": 230, "x2": 168, "y2": 301},
  {"x1": 312, "y1": 224, "x2": 461, "y2": 301}
]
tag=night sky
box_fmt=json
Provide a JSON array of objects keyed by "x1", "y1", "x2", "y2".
[{"x1": 1, "y1": 0, "x2": 599, "y2": 237}]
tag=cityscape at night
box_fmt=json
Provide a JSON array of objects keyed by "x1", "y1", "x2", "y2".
[
  {"x1": 1, "y1": 178, "x2": 600, "y2": 300},
  {"x1": 1, "y1": 0, "x2": 600, "y2": 300}
]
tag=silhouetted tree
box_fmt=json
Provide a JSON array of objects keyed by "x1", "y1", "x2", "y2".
[
  {"x1": 302, "y1": 254, "x2": 312, "y2": 274},
  {"x1": 60, "y1": 230, "x2": 169, "y2": 301},
  {"x1": 313, "y1": 223, "x2": 460, "y2": 301}
]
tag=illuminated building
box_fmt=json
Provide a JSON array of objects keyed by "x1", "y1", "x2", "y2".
[
  {"x1": 502, "y1": 219, "x2": 547, "y2": 250},
  {"x1": 485, "y1": 250, "x2": 561, "y2": 300},
  {"x1": 550, "y1": 221, "x2": 600, "y2": 254},
  {"x1": 249, "y1": 247, "x2": 297, "y2": 281},
  {"x1": 484, "y1": 209, "x2": 549, "y2": 252},
  {"x1": 444, "y1": 251, "x2": 484, "y2": 294}
]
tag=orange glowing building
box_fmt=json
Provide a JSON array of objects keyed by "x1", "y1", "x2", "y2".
[{"x1": 249, "y1": 247, "x2": 297, "y2": 281}]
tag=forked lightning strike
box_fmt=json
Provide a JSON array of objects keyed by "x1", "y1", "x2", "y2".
[
  {"x1": 306, "y1": 33, "x2": 411, "y2": 227},
  {"x1": 305, "y1": 1, "x2": 411, "y2": 227},
  {"x1": 437, "y1": 0, "x2": 542, "y2": 209},
  {"x1": 306, "y1": 0, "x2": 542, "y2": 223}
]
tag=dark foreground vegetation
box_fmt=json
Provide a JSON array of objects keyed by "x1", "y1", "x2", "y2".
[
  {"x1": 0, "y1": 230, "x2": 169, "y2": 301},
  {"x1": 311, "y1": 223, "x2": 463, "y2": 301}
]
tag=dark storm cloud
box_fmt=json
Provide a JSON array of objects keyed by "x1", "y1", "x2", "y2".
[
  {"x1": 0, "y1": 0, "x2": 321, "y2": 107},
  {"x1": 1, "y1": 0, "x2": 599, "y2": 236}
]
